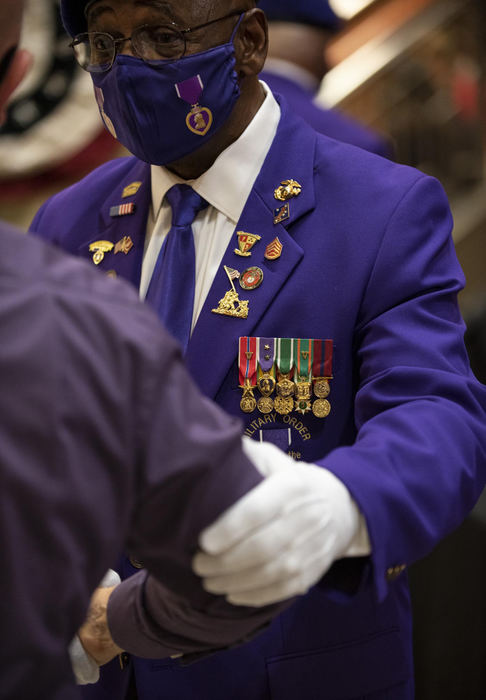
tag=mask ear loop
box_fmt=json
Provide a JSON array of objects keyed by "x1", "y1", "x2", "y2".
[{"x1": 230, "y1": 13, "x2": 245, "y2": 43}]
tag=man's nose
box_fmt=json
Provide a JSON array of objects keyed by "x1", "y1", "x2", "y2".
[{"x1": 116, "y1": 36, "x2": 136, "y2": 58}]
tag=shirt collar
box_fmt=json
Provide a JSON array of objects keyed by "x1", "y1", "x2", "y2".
[{"x1": 151, "y1": 82, "x2": 281, "y2": 224}]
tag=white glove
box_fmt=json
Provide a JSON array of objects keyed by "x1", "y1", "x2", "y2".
[
  {"x1": 69, "y1": 569, "x2": 121, "y2": 685},
  {"x1": 193, "y1": 440, "x2": 370, "y2": 607}
]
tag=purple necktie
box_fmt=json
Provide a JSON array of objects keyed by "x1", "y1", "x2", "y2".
[{"x1": 146, "y1": 184, "x2": 208, "y2": 353}]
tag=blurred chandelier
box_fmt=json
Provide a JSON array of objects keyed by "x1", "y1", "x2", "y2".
[{"x1": 329, "y1": 0, "x2": 375, "y2": 20}]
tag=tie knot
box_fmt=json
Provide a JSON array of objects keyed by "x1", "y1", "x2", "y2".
[{"x1": 165, "y1": 184, "x2": 208, "y2": 228}]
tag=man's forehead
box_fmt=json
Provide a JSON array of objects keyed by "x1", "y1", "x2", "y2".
[
  {"x1": 87, "y1": 0, "x2": 182, "y2": 19},
  {"x1": 62, "y1": 0, "x2": 242, "y2": 36}
]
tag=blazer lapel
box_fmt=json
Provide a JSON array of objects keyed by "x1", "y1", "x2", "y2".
[
  {"x1": 186, "y1": 103, "x2": 318, "y2": 398},
  {"x1": 77, "y1": 159, "x2": 151, "y2": 289}
]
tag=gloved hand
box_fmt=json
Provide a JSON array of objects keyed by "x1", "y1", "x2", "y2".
[
  {"x1": 69, "y1": 569, "x2": 121, "y2": 685},
  {"x1": 193, "y1": 440, "x2": 369, "y2": 607}
]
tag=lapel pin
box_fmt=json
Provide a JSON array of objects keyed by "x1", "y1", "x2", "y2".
[
  {"x1": 265, "y1": 237, "x2": 283, "y2": 260},
  {"x1": 234, "y1": 231, "x2": 262, "y2": 257},
  {"x1": 274, "y1": 179, "x2": 302, "y2": 202},
  {"x1": 239, "y1": 267, "x2": 264, "y2": 291},
  {"x1": 274, "y1": 203, "x2": 290, "y2": 225},
  {"x1": 114, "y1": 236, "x2": 134, "y2": 255},
  {"x1": 122, "y1": 181, "x2": 142, "y2": 198},
  {"x1": 110, "y1": 203, "x2": 136, "y2": 218},
  {"x1": 212, "y1": 266, "x2": 249, "y2": 319},
  {"x1": 89, "y1": 240, "x2": 114, "y2": 265}
]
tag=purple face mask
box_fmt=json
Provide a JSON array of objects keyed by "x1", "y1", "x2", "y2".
[{"x1": 91, "y1": 20, "x2": 242, "y2": 165}]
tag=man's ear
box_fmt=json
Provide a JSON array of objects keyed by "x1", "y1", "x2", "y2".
[
  {"x1": 234, "y1": 9, "x2": 268, "y2": 79},
  {"x1": 0, "y1": 49, "x2": 32, "y2": 124}
]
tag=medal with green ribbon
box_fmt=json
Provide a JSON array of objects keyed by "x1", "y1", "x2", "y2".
[
  {"x1": 275, "y1": 338, "x2": 295, "y2": 415},
  {"x1": 239, "y1": 337, "x2": 258, "y2": 414},
  {"x1": 294, "y1": 338, "x2": 313, "y2": 415}
]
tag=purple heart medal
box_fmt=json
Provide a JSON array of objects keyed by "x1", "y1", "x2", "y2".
[{"x1": 175, "y1": 75, "x2": 213, "y2": 136}]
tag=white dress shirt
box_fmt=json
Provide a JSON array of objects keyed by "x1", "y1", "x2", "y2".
[{"x1": 140, "y1": 83, "x2": 280, "y2": 333}]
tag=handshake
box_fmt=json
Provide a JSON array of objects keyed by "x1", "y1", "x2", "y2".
[{"x1": 72, "y1": 440, "x2": 369, "y2": 683}]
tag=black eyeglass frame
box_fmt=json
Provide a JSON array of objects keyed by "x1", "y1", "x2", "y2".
[{"x1": 69, "y1": 8, "x2": 247, "y2": 73}]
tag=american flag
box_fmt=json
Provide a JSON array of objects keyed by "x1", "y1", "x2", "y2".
[{"x1": 225, "y1": 266, "x2": 241, "y2": 281}]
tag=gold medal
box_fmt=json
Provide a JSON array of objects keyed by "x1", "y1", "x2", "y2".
[
  {"x1": 240, "y1": 391, "x2": 257, "y2": 414},
  {"x1": 295, "y1": 379, "x2": 312, "y2": 415},
  {"x1": 314, "y1": 378, "x2": 331, "y2": 399},
  {"x1": 277, "y1": 375, "x2": 295, "y2": 398},
  {"x1": 312, "y1": 399, "x2": 331, "y2": 419},
  {"x1": 239, "y1": 340, "x2": 258, "y2": 414},
  {"x1": 274, "y1": 395, "x2": 294, "y2": 416},
  {"x1": 295, "y1": 380, "x2": 312, "y2": 402},
  {"x1": 295, "y1": 398, "x2": 312, "y2": 415},
  {"x1": 258, "y1": 396, "x2": 274, "y2": 414},
  {"x1": 258, "y1": 373, "x2": 276, "y2": 396}
]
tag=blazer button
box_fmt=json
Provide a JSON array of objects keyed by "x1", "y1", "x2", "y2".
[
  {"x1": 129, "y1": 557, "x2": 145, "y2": 569},
  {"x1": 386, "y1": 564, "x2": 406, "y2": 582}
]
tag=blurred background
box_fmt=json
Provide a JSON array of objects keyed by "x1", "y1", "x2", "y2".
[{"x1": 1, "y1": 0, "x2": 485, "y2": 697}]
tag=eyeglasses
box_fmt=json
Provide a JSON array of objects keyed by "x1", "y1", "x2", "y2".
[{"x1": 70, "y1": 9, "x2": 246, "y2": 73}]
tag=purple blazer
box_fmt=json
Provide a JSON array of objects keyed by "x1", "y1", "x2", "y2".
[
  {"x1": 261, "y1": 70, "x2": 393, "y2": 158},
  {"x1": 30, "y1": 101, "x2": 486, "y2": 700},
  {"x1": 0, "y1": 223, "x2": 294, "y2": 700}
]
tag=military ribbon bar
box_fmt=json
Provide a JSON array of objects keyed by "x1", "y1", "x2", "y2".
[
  {"x1": 110, "y1": 203, "x2": 136, "y2": 217},
  {"x1": 239, "y1": 337, "x2": 258, "y2": 387},
  {"x1": 294, "y1": 338, "x2": 312, "y2": 379},
  {"x1": 277, "y1": 338, "x2": 294, "y2": 376},
  {"x1": 239, "y1": 337, "x2": 258, "y2": 414},
  {"x1": 258, "y1": 338, "x2": 275, "y2": 374},
  {"x1": 312, "y1": 339, "x2": 333, "y2": 378},
  {"x1": 175, "y1": 75, "x2": 204, "y2": 106}
]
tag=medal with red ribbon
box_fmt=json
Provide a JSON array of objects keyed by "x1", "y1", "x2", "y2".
[
  {"x1": 175, "y1": 75, "x2": 213, "y2": 136},
  {"x1": 239, "y1": 337, "x2": 258, "y2": 413},
  {"x1": 312, "y1": 339, "x2": 333, "y2": 418}
]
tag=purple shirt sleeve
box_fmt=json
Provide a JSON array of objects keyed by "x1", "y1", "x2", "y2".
[{"x1": 107, "y1": 322, "x2": 292, "y2": 656}]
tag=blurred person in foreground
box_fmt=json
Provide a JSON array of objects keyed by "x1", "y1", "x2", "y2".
[
  {"x1": 259, "y1": 0, "x2": 392, "y2": 157},
  {"x1": 0, "y1": 2, "x2": 318, "y2": 698},
  {"x1": 29, "y1": 0, "x2": 486, "y2": 699}
]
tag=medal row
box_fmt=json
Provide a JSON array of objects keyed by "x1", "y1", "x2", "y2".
[{"x1": 238, "y1": 337, "x2": 334, "y2": 418}]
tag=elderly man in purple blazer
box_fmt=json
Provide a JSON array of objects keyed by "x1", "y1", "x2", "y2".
[{"x1": 29, "y1": 0, "x2": 486, "y2": 699}]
